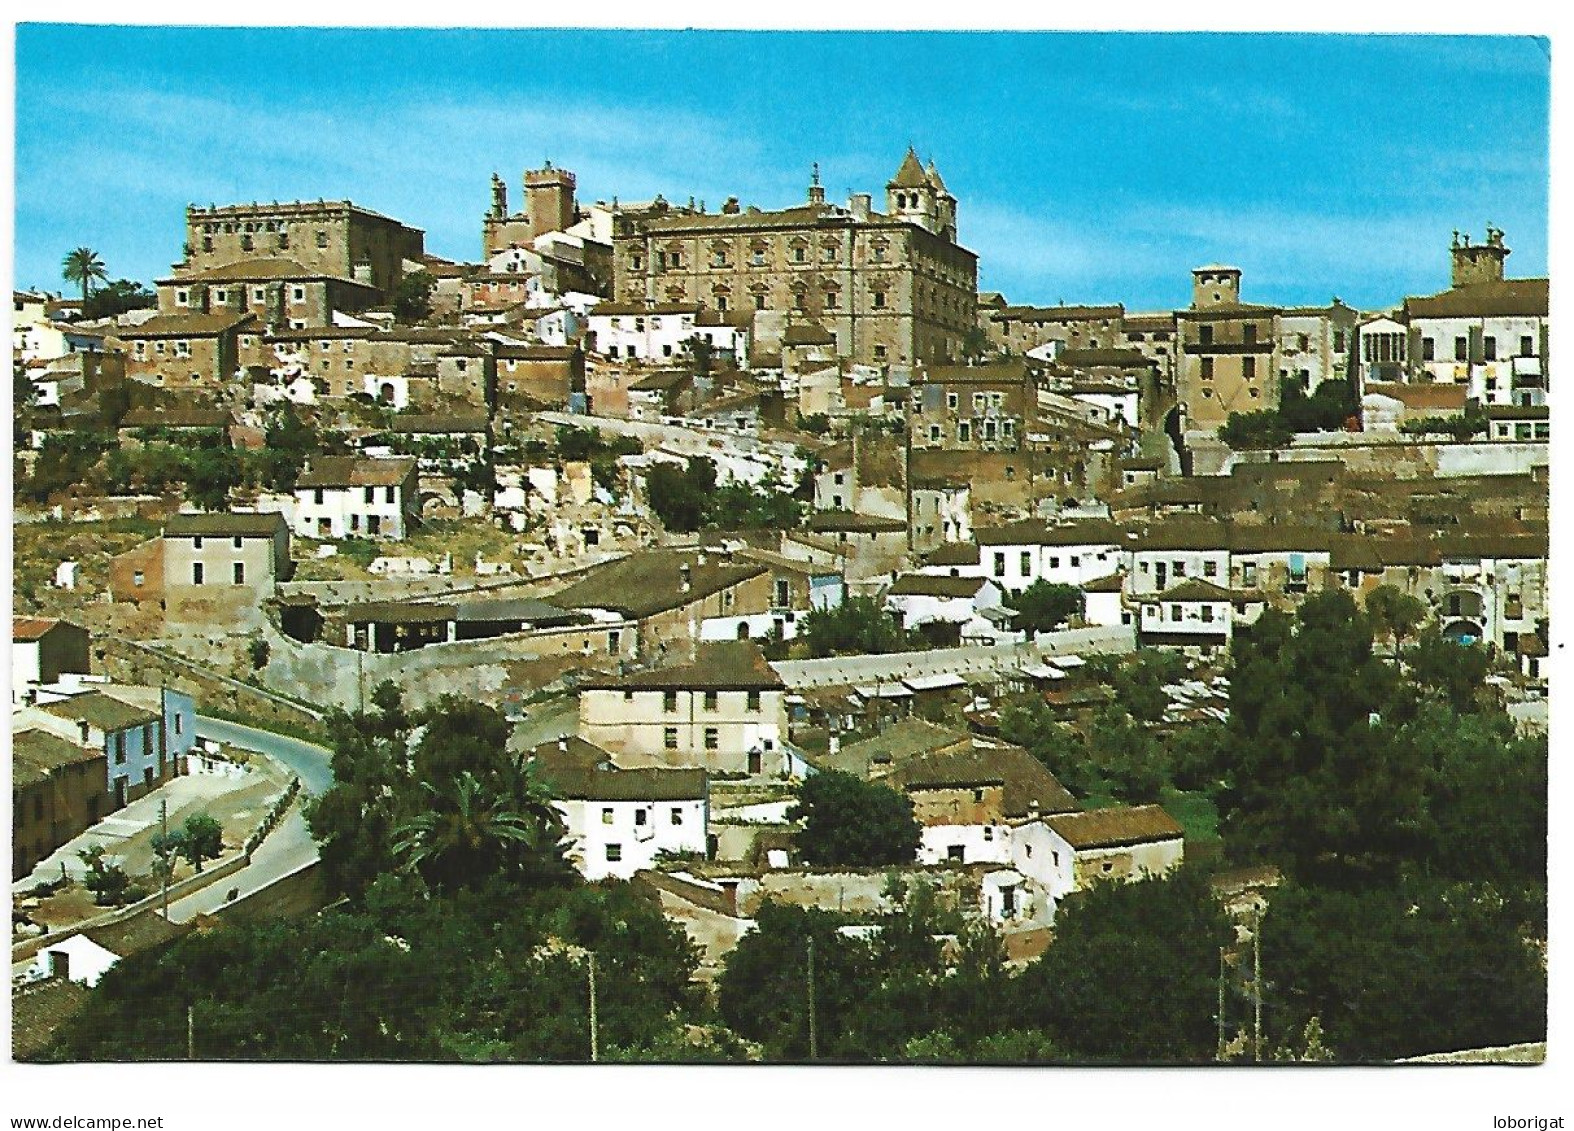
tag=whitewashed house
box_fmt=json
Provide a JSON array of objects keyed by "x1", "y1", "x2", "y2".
[
  {"x1": 1012, "y1": 805, "x2": 1185, "y2": 907},
  {"x1": 550, "y1": 766, "x2": 709, "y2": 881},
  {"x1": 292, "y1": 456, "x2": 421, "y2": 541},
  {"x1": 586, "y1": 302, "x2": 750, "y2": 364},
  {"x1": 884, "y1": 574, "x2": 1005, "y2": 635}
]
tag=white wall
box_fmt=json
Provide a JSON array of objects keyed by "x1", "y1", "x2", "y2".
[{"x1": 557, "y1": 795, "x2": 708, "y2": 880}]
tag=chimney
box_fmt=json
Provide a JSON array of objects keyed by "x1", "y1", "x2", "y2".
[
  {"x1": 47, "y1": 949, "x2": 70, "y2": 982},
  {"x1": 1028, "y1": 800, "x2": 1040, "y2": 820},
  {"x1": 557, "y1": 736, "x2": 568, "y2": 753},
  {"x1": 850, "y1": 193, "x2": 872, "y2": 222}
]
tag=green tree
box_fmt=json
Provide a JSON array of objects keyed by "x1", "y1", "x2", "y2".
[
  {"x1": 307, "y1": 695, "x2": 571, "y2": 900},
  {"x1": 77, "y1": 845, "x2": 131, "y2": 906},
  {"x1": 391, "y1": 270, "x2": 435, "y2": 324},
  {"x1": 1218, "y1": 410, "x2": 1294, "y2": 450},
  {"x1": 258, "y1": 403, "x2": 317, "y2": 492},
  {"x1": 1012, "y1": 580, "x2": 1081, "y2": 634},
  {"x1": 177, "y1": 813, "x2": 224, "y2": 872},
  {"x1": 1218, "y1": 592, "x2": 1424, "y2": 884},
  {"x1": 996, "y1": 698, "x2": 1095, "y2": 789},
  {"x1": 682, "y1": 334, "x2": 715, "y2": 378},
  {"x1": 83, "y1": 278, "x2": 156, "y2": 321},
  {"x1": 716, "y1": 902, "x2": 870, "y2": 1060},
  {"x1": 1013, "y1": 866, "x2": 1233, "y2": 1062},
  {"x1": 61, "y1": 247, "x2": 107, "y2": 303},
  {"x1": 1262, "y1": 878, "x2": 1546, "y2": 1061},
  {"x1": 1406, "y1": 629, "x2": 1490, "y2": 713},
  {"x1": 1085, "y1": 706, "x2": 1171, "y2": 802},
  {"x1": 1364, "y1": 584, "x2": 1428, "y2": 655},
  {"x1": 1109, "y1": 650, "x2": 1186, "y2": 723},
  {"x1": 392, "y1": 769, "x2": 565, "y2": 892},
  {"x1": 788, "y1": 770, "x2": 920, "y2": 868},
  {"x1": 645, "y1": 457, "x2": 715, "y2": 533},
  {"x1": 46, "y1": 876, "x2": 703, "y2": 1063},
  {"x1": 799, "y1": 595, "x2": 909, "y2": 658},
  {"x1": 181, "y1": 447, "x2": 243, "y2": 511}
]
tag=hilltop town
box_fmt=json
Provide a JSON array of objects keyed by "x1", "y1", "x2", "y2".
[{"x1": 11, "y1": 150, "x2": 1548, "y2": 1064}]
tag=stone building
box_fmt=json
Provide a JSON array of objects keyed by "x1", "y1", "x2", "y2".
[
  {"x1": 155, "y1": 259, "x2": 380, "y2": 330},
  {"x1": 907, "y1": 362, "x2": 1036, "y2": 454},
  {"x1": 1402, "y1": 230, "x2": 1548, "y2": 409},
  {"x1": 611, "y1": 150, "x2": 978, "y2": 367},
  {"x1": 985, "y1": 303, "x2": 1125, "y2": 357},
  {"x1": 576, "y1": 641, "x2": 789, "y2": 775},
  {"x1": 115, "y1": 312, "x2": 254, "y2": 389},
  {"x1": 483, "y1": 163, "x2": 580, "y2": 257},
  {"x1": 12, "y1": 728, "x2": 107, "y2": 880},
  {"x1": 171, "y1": 199, "x2": 425, "y2": 309},
  {"x1": 1175, "y1": 265, "x2": 1282, "y2": 435}
]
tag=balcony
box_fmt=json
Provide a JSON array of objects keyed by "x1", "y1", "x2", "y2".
[
  {"x1": 1511, "y1": 355, "x2": 1543, "y2": 379},
  {"x1": 1182, "y1": 340, "x2": 1275, "y2": 355}
]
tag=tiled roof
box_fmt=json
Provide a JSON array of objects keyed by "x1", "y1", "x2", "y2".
[
  {"x1": 160, "y1": 256, "x2": 375, "y2": 288},
  {"x1": 164, "y1": 511, "x2": 287, "y2": 538},
  {"x1": 380, "y1": 413, "x2": 490, "y2": 434},
  {"x1": 1057, "y1": 348, "x2": 1152, "y2": 368},
  {"x1": 1363, "y1": 383, "x2": 1468, "y2": 411},
  {"x1": 783, "y1": 323, "x2": 837, "y2": 347},
  {"x1": 41, "y1": 691, "x2": 159, "y2": 732},
  {"x1": 544, "y1": 766, "x2": 707, "y2": 802},
  {"x1": 977, "y1": 519, "x2": 1124, "y2": 547},
  {"x1": 804, "y1": 511, "x2": 906, "y2": 534},
  {"x1": 552, "y1": 549, "x2": 766, "y2": 619},
  {"x1": 11, "y1": 976, "x2": 92, "y2": 1061},
  {"x1": 887, "y1": 573, "x2": 990, "y2": 598},
  {"x1": 995, "y1": 304, "x2": 1124, "y2": 322},
  {"x1": 824, "y1": 718, "x2": 972, "y2": 775},
  {"x1": 924, "y1": 542, "x2": 981, "y2": 567},
  {"x1": 13, "y1": 729, "x2": 100, "y2": 786},
  {"x1": 893, "y1": 743, "x2": 1079, "y2": 820},
  {"x1": 581, "y1": 641, "x2": 783, "y2": 692},
  {"x1": 1403, "y1": 278, "x2": 1548, "y2": 319},
  {"x1": 13, "y1": 617, "x2": 68, "y2": 642},
  {"x1": 629, "y1": 369, "x2": 693, "y2": 392},
  {"x1": 296, "y1": 456, "x2": 416, "y2": 489},
  {"x1": 121, "y1": 408, "x2": 234, "y2": 429},
  {"x1": 1046, "y1": 804, "x2": 1184, "y2": 849},
  {"x1": 590, "y1": 301, "x2": 701, "y2": 317},
  {"x1": 1151, "y1": 579, "x2": 1239, "y2": 603},
  {"x1": 118, "y1": 312, "x2": 255, "y2": 338},
  {"x1": 1082, "y1": 572, "x2": 1126, "y2": 593}
]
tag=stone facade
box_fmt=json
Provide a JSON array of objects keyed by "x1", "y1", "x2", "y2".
[
  {"x1": 175, "y1": 199, "x2": 424, "y2": 304},
  {"x1": 611, "y1": 151, "x2": 977, "y2": 367},
  {"x1": 1176, "y1": 266, "x2": 1282, "y2": 434}
]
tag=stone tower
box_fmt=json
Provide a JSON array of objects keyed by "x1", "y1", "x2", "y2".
[
  {"x1": 887, "y1": 148, "x2": 940, "y2": 234},
  {"x1": 1451, "y1": 226, "x2": 1509, "y2": 288},
  {"x1": 524, "y1": 161, "x2": 577, "y2": 241},
  {"x1": 1192, "y1": 265, "x2": 1243, "y2": 308}
]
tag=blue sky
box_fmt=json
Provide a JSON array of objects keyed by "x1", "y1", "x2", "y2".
[{"x1": 14, "y1": 27, "x2": 1550, "y2": 310}]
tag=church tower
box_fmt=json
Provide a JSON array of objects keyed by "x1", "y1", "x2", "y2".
[{"x1": 887, "y1": 147, "x2": 939, "y2": 234}]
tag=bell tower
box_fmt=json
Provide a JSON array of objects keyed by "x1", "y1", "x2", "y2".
[{"x1": 887, "y1": 147, "x2": 938, "y2": 234}]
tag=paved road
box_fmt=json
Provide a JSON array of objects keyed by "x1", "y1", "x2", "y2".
[
  {"x1": 196, "y1": 716, "x2": 334, "y2": 796},
  {"x1": 164, "y1": 807, "x2": 318, "y2": 924}
]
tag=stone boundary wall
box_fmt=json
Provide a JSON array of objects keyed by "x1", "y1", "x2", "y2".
[{"x1": 99, "y1": 636, "x2": 324, "y2": 735}]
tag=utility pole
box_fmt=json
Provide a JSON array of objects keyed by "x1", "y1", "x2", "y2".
[
  {"x1": 1252, "y1": 908, "x2": 1263, "y2": 1063},
  {"x1": 1217, "y1": 946, "x2": 1226, "y2": 1063},
  {"x1": 806, "y1": 936, "x2": 818, "y2": 1062},
  {"x1": 587, "y1": 951, "x2": 599, "y2": 1063},
  {"x1": 159, "y1": 799, "x2": 171, "y2": 921}
]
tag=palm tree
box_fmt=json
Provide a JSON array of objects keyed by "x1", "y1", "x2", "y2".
[
  {"x1": 392, "y1": 766, "x2": 567, "y2": 891},
  {"x1": 61, "y1": 247, "x2": 108, "y2": 303}
]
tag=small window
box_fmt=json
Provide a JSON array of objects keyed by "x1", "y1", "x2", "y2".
[
  {"x1": 704, "y1": 727, "x2": 719, "y2": 750},
  {"x1": 606, "y1": 844, "x2": 623, "y2": 862},
  {"x1": 1422, "y1": 337, "x2": 1436, "y2": 361},
  {"x1": 663, "y1": 691, "x2": 678, "y2": 713},
  {"x1": 192, "y1": 563, "x2": 204, "y2": 586},
  {"x1": 1454, "y1": 336, "x2": 1468, "y2": 362},
  {"x1": 1520, "y1": 335, "x2": 1535, "y2": 357},
  {"x1": 132, "y1": 570, "x2": 145, "y2": 587},
  {"x1": 233, "y1": 563, "x2": 245, "y2": 585},
  {"x1": 704, "y1": 691, "x2": 718, "y2": 711},
  {"x1": 872, "y1": 291, "x2": 887, "y2": 309},
  {"x1": 635, "y1": 808, "x2": 649, "y2": 826},
  {"x1": 663, "y1": 727, "x2": 679, "y2": 750},
  {"x1": 746, "y1": 691, "x2": 761, "y2": 712}
]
